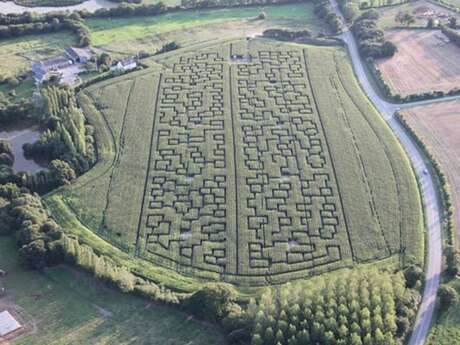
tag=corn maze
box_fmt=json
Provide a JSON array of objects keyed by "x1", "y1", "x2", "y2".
[{"x1": 60, "y1": 39, "x2": 423, "y2": 286}]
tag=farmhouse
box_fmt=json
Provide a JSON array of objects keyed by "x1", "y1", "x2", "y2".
[
  {"x1": 0, "y1": 311, "x2": 21, "y2": 337},
  {"x1": 32, "y1": 56, "x2": 73, "y2": 83},
  {"x1": 112, "y1": 58, "x2": 137, "y2": 72}
]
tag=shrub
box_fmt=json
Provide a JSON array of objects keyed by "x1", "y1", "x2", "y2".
[
  {"x1": 404, "y1": 265, "x2": 424, "y2": 288},
  {"x1": 257, "y1": 11, "x2": 267, "y2": 20},
  {"x1": 185, "y1": 283, "x2": 238, "y2": 322},
  {"x1": 438, "y1": 284, "x2": 459, "y2": 310}
]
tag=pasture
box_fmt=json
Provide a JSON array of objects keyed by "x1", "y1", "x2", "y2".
[
  {"x1": 49, "y1": 39, "x2": 423, "y2": 287},
  {"x1": 401, "y1": 100, "x2": 460, "y2": 243},
  {"x1": 87, "y1": 3, "x2": 325, "y2": 57},
  {"x1": 374, "y1": 29, "x2": 460, "y2": 96},
  {"x1": 0, "y1": 236, "x2": 225, "y2": 345}
]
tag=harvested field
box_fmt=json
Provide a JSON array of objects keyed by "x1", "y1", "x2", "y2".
[
  {"x1": 47, "y1": 39, "x2": 423, "y2": 287},
  {"x1": 375, "y1": 29, "x2": 460, "y2": 96},
  {"x1": 376, "y1": 0, "x2": 460, "y2": 28},
  {"x1": 401, "y1": 100, "x2": 460, "y2": 242}
]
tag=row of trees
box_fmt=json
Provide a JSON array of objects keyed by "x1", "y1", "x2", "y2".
[
  {"x1": 352, "y1": 10, "x2": 397, "y2": 58},
  {"x1": 441, "y1": 25, "x2": 460, "y2": 48},
  {"x1": 313, "y1": 0, "x2": 342, "y2": 34},
  {"x1": 24, "y1": 86, "x2": 96, "y2": 174},
  {"x1": 180, "y1": 0, "x2": 301, "y2": 9},
  {"x1": 0, "y1": 15, "x2": 91, "y2": 46},
  {"x1": 0, "y1": 187, "x2": 65, "y2": 268},
  {"x1": 222, "y1": 269, "x2": 420, "y2": 345}
]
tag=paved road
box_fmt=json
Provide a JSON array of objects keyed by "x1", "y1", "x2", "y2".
[{"x1": 328, "y1": 1, "x2": 444, "y2": 344}]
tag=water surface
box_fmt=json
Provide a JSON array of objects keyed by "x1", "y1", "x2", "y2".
[{"x1": 0, "y1": 122, "x2": 47, "y2": 173}]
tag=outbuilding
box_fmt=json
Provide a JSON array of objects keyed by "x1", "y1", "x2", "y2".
[
  {"x1": 0, "y1": 311, "x2": 21, "y2": 337},
  {"x1": 65, "y1": 47, "x2": 92, "y2": 64},
  {"x1": 112, "y1": 58, "x2": 137, "y2": 72}
]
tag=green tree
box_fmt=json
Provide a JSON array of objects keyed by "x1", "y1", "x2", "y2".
[
  {"x1": 185, "y1": 283, "x2": 238, "y2": 321},
  {"x1": 438, "y1": 284, "x2": 459, "y2": 310},
  {"x1": 404, "y1": 265, "x2": 424, "y2": 288}
]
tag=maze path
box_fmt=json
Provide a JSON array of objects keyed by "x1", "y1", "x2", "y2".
[
  {"x1": 232, "y1": 49, "x2": 351, "y2": 276},
  {"x1": 136, "y1": 43, "x2": 352, "y2": 281}
]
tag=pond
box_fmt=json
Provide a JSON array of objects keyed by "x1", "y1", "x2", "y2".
[
  {"x1": 0, "y1": 0, "x2": 117, "y2": 14},
  {"x1": 0, "y1": 123, "x2": 47, "y2": 173}
]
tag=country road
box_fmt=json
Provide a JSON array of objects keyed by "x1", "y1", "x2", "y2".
[{"x1": 327, "y1": 1, "x2": 445, "y2": 344}]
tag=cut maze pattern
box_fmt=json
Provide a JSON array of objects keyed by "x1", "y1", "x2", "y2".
[{"x1": 136, "y1": 44, "x2": 352, "y2": 281}]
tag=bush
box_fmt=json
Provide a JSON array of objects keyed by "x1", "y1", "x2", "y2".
[
  {"x1": 185, "y1": 283, "x2": 238, "y2": 322},
  {"x1": 445, "y1": 245, "x2": 460, "y2": 276},
  {"x1": 404, "y1": 265, "x2": 424, "y2": 288},
  {"x1": 155, "y1": 41, "x2": 179, "y2": 55},
  {"x1": 257, "y1": 11, "x2": 267, "y2": 20},
  {"x1": 438, "y1": 284, "x2": 459, "y2": 310}
]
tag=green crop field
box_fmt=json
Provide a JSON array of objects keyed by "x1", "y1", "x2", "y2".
[{"x1": 47, "y1": 39, "x2": 423, "y2": 287}]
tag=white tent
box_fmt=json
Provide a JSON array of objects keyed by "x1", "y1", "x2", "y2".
[{"x1": 0, "y1": 310, "x2": 21, "y2": 336}]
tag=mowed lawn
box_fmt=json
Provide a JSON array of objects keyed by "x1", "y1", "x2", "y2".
[{"x1": 0, "y1": 236, "x2": 225, "y2": 345}]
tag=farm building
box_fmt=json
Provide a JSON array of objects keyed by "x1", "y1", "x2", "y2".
[
  {"x1": 32, "y1": 56, "x2": 73, "y2": 83},
  {"x1": 0, "y1": 311, "x2": 21, "y2": 337},
  {"x1": 65, "y1": 47, "x2": 92, "y2": 64},
  {"x1": 112, "y1": 58, "x2": 137, "y2": 72}
]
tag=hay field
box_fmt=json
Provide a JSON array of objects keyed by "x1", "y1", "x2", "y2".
[
  {"x1": 375, "y1": 29, "x2": 460, "y2": 96},
  {"x1": 48, "y1": 39, "x2": 423, "y2": 287},
  {"x1": 401, "y1": 100, "x2": 460, "y2": 241}
]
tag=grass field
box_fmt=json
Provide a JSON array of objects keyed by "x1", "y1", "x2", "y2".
[
  {"x1": 427, "y1": 278, "x2": 460, "y2": 345},
  {"x1": 0, "y1": 236, "x2": 225, "y2": 344},
  {"x1": 87, "y1": 3, "x2": 326, "y2": 57},
  {"x1": 374, "y1": 29, "x2": 460, "y2": 95},
  {"x1": 47, "y1": 38, "x2": 423, "y2": 288}
]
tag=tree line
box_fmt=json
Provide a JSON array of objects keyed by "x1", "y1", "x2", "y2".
[
  {"x1": 352, "y1": 10, "x2": 397, "y2": 58},
  {"x1": 441, "y1": 25, "x2": 460, "y2": 48},
  {"x1": 313, "y1": 0, "x2": 342, "y2": 34},
  {"x1": 24, "y1": 85, "x2": 96, "y2": 175},
  {"x1": 222, "y1": 269, "x2": 422, "y2": 345},
  {"x1": 0, "y1": 12, "x2": 91, "y2": 46}
]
